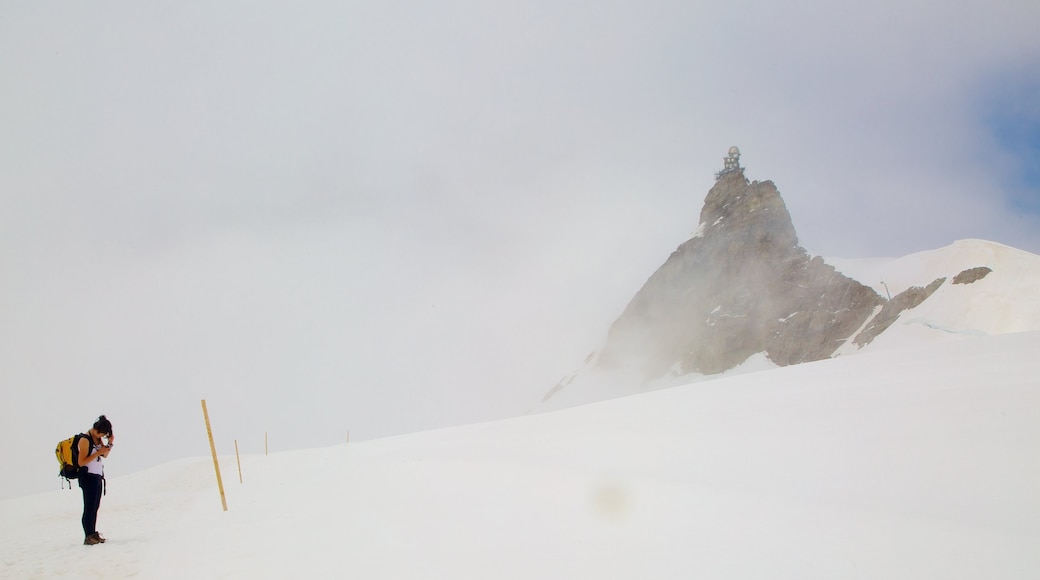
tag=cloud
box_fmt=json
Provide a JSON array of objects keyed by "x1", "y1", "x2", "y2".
[{"x1": 2, "y1": 0, "x2": 1040, "y2": 498}]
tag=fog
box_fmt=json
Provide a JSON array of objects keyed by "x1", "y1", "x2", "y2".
[{"x1": 2, "y1": 0, "x2": 1039, "y2": 498}]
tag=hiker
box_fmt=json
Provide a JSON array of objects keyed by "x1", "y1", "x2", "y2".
[{"x1": 78, "y1": 415, "x2": 113, "y2": 546}]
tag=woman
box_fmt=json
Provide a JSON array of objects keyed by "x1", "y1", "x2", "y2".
[{"x1": 77, "y1": 415, "x2": 113, "y2": 546}]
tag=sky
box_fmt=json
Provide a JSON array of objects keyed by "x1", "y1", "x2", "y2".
[
  {"x1": 2, "y1": 0, "x2": 1040, "y2": 498},
  {"x1": 2, "y1": 329, "x2": 1038, "y2": 577}
]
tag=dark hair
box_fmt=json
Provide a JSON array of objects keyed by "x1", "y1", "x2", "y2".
[{"x1": 93, "y1": 415, "x2": 113, "y2": 436}]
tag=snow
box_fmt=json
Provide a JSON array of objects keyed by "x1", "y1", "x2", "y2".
[
  {"x1": 690, "y1": 222, "x2": 707, "y2": 239},
  {"x1": 3, "y1": 330, "x2": 1039, "y2": 579},
  {"x1": 828, "y1": 239, "x2": 1040, "y2": 350},
  {"x1": 3, "y1": 237, "x2": 1039, "y2": 577}
]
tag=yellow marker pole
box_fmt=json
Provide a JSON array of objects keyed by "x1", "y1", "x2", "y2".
[
  {"x1": 201, "y1": 399, "x2": 228, "y2": 511},
  {"x1": 234, "y1": 439, "x2": 243, "y2": 484}
]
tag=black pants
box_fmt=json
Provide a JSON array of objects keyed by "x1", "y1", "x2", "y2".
[{"x1": 79, "y1": 474, "x2": 103, "y2": 537}]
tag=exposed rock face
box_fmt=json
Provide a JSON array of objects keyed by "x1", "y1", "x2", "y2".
[
  {"x1": 853, "y1": 278, "x2": 945, "y2": 347},
  {"x1": 953, "y1": 266, "x2": 992, "y2": 285},
  {"x1": 595, "y1": 171, "x2": 884, "y2": 380}
]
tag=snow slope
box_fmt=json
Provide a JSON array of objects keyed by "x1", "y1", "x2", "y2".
[
  {"x1": 829, "y1": 239, "x2": 1040, "y2": 351},
  {"x1": 2, "y1": 330, "x2": 1038, "y2": 579}
]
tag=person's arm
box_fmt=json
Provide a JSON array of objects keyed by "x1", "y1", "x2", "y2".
[{"x1": 77, "y1": 437, "x2": 108, "y2": 466}]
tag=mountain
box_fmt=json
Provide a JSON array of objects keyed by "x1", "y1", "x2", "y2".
[{"x1": 543, "y1": 149, "x2": 1040, "y2": 408}]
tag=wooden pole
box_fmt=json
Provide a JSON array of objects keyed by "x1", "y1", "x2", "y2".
[
  {"x1": 234, "y1": 439, "x2": 243, "y2": 484},
  {"x1": 346, "y1": 430, "x2": 350, "y2": 444},
  {"x1": 201, "y1": 399, "x2": 228, "y2": 511}
]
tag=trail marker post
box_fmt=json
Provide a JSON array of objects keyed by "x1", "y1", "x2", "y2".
[
  {"x1": 234, "y1": 439, "x2": 243, "y2": 484},
  {"x1": 201, "y1": 399, "x2": 228, "y2": 511}
]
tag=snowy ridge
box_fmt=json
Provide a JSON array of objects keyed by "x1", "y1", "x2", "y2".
[
  {"x1": 3, "y1": 330, "x2": 1038, "y2": 578},
  {"x1": 828, "y1": 239, "x2": 1040, "y2": 351}
]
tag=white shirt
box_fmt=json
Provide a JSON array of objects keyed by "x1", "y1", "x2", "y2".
[{"x1": 85, "y1": 439, "x2": 105, "y2": 476}]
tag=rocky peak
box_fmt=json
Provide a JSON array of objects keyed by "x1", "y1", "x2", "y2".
[
  {"x1": 593, "y1": 168, "x2": 884, "y2": 381},
  {"x1": 542, "y1": 155, "x2": 1040, "y2": 408}
]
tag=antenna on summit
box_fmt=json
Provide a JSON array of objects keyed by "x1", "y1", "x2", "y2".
[{"x1": 714, "y1": 146, "x2": 744, "y2": 180}]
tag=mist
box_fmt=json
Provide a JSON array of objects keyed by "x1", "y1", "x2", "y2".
[{"x1": 3, "y1": 0, "x2": 1040, "y2": 498}]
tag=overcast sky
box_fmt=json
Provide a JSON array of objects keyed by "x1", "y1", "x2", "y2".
[{"x1": 2, "y1": 0, "x2": 1039, "y2": 498}]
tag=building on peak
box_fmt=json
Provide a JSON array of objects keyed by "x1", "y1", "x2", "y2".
[{"x1": 714, "y1": 146, "x2": 744, "y2": 180}]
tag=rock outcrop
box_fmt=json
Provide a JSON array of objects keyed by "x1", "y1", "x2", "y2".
[
  {"x1": 590, "y1": 170, "x2": 884, "y2": 381},
  {"x1": 852, "y1": 278, "x2": 945, "y2": 346},
  {"x1": 952, "y1": 266, "x2": 992, "y2": 285}
]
